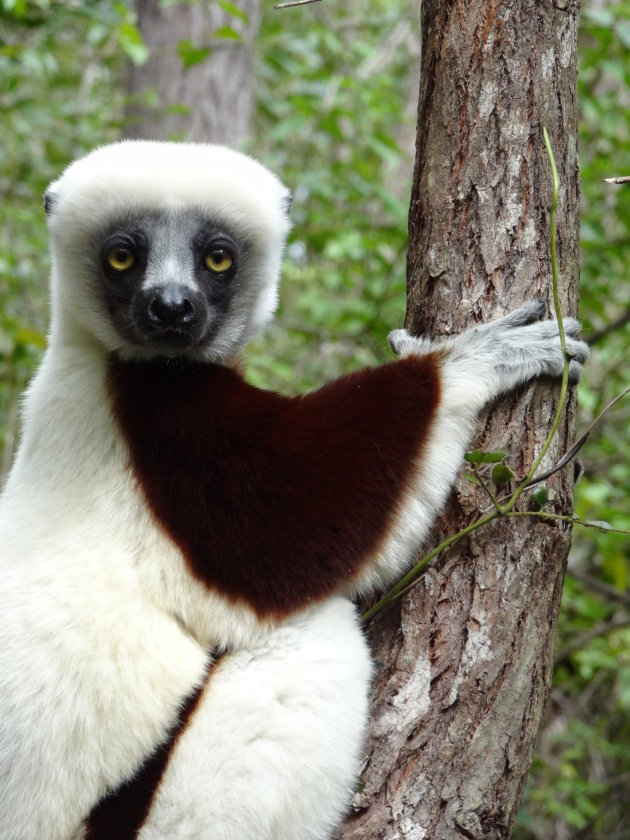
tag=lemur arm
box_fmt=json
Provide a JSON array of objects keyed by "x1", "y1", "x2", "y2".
[{"x1": 109, "y1": 301, "x2": 588, "y2": 619}]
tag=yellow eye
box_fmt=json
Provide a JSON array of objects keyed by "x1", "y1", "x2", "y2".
[
  {"x1": 107, "y1": 247, "x2": 136, "y2": 272},
  {"x1": 204, "y1": 247, "x2": 233, "y2": 274}
]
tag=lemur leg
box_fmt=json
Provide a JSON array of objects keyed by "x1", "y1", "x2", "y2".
[
  {"x1": 356, "y1": 302, "x2": 589, "y2": 593},
  {"x1": 137, "y1": 598, "x2": 371, "y2": 840}
]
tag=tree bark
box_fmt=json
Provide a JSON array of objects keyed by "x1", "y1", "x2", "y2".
[
  {"x1": 338, "y1": 1, "x2": 581, "y2": 838},
  {"x1": 125, "y1": 0, "x2": 260, "y2": 144}
]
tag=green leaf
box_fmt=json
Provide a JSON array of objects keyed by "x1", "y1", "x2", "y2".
[
  {"x1": 218, "y1": 0, "x2": 249, "y2": 23},
  {"x1": 602, "y1": 553, "x2": 629, "y2": 590},
  {"x1": 464, "y1": 449, "x2": 507, "y2": 465},
  {"x1": 212, "y1": 25, "x2": 242, "y2": 42},
  {"x1": 14, "y1": 327, "x2": 46, "y2": 350},
  {"x1": 581, "y1": 519, "x2": 615, "y2": 532},
  {"x1": 119, "y1": 22, "x2": 149, "y2": 66},
  {"x1": 2, "y1": 0, "x2": 27, "y2": 17},
  {"x1": 615, "y1": 18, "x2": 630, "y2": 48},
  {"x1": 87, "y1": 24, "x2": 108, "y2": 47},
  {"x1": 177, "y1": 39, "x2": 211, "y2": 69},
  {"x1": 491, "y1": 463, "x2": 515, "y2": 487},
  {"x1": 165, "y1": 102, "x2": 191, "y2": 116},
  {"x1": 464, "y1": 471, "x2": 480, "y2": 485},
  {"x1": 532, "y1": 486, "x2": 548, "y2": 509}
]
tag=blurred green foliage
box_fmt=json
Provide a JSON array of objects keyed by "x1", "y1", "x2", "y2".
[
  {"x1": 1, "y1": 1, "x2": 629, "y2": 837},
  {"x1": 515, "y1": 6, "x2": 630, "y2": 837},
  {"x1": 245, "y1": 2, "x2": 416, "y2": 391},
  {"x1": 0, "y1": 0, "x2": 138, "y2": 469}
]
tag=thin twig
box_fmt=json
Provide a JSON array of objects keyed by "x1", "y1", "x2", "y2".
[
  {"x1": 273, "y1": 0, "x2": 322, "y2": 9},
  {"x1": 523, "y1": 434, "x2": 588, "y2": 488},
  {"x1": 472, "y1": 467, "x2": 503, "y2": 512},
  {"x1": 603, "y1": 176, "x2": 630, "y2": 184},
  {"x1": 526, "y1": 386, "x2": 630, "y2": 487},
  {"x1": 507, "y1": 509, "x2": 630, "y2": 535}
]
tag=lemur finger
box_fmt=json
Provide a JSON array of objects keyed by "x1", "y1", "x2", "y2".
[
  {"x1": 388, "y1": 328, "x2": 411, "y2": 356},
  {"x1": 515, "y1": 315, "x2": 588, "y2": 366},
  {"x1": 388, "y1": 329, "x2": 431, "y2": 358},
  {"x1": 562, "y1": 317, "x2": 583, "y2": 339},
  {"x1": 472, "y1": 299, "x2": 546, "y2": 338},
  {"x1": 564, "y1": 336, "x2": 589, "y2": 365},
  {"x1": 503, "y1": 299, "x2": 546, "y2": 328}
]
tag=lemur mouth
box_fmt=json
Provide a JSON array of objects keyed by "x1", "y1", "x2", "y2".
[{"x1": 141, "y1": 328, "x2": 199, "y2": 358}]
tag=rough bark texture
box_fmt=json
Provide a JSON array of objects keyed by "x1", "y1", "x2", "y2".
[
  {"x1": 125, "y1": 0, "x2": 260, "y2": 144},
  {"x1": 337, "y1": 1, "x2": 581, "y2": 838}
]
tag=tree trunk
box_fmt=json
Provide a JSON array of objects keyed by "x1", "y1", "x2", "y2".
[
  {"x1": 125, "y1": 0, "x2": 260, "y2": 144},
  {"x1": 338, "y1": 1, "x2": 581, "y2": 838}
]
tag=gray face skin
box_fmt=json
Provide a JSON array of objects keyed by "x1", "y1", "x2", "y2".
[{"x1": 97, "y1": 210, "x2": 244, "y2": 359}]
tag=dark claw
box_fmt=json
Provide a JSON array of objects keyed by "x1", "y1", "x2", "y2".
[{"x1": 508, "y1": 299, "x2": 546, "y2": 327}]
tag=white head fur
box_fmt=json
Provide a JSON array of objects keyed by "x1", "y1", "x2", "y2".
[{"x1": 44, "y1": 141, "x2": 292, "y2": 362}]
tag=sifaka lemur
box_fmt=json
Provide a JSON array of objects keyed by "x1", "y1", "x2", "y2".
[{"x1": 0, "y1": 141, "x2": 588, "y2": 840}]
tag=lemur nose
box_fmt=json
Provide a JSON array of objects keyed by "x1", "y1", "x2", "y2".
[{"x1": 148, "y1": 286, "x2": 197, "y2": 329}]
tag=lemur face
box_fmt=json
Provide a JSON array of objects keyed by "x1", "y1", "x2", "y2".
[
  {"x1": 44, "y1": 142, "x2": 292, "y2": 362},
  {"x1": 98, "y1": 211, "x2": 243, "y2": 358}
]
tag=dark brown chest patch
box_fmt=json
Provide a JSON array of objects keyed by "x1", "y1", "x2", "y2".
[
  {"x1": 84, "y1": 669, "x2": 210, "y2": 840},
  {"x1": 107, "y1": 354, "x2": 441, "y2": 618}
]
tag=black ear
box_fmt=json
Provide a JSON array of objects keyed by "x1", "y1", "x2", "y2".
[
  {"x1": 282, "y1": 192, "x2": 293, "y2": 216},
  {"x1": 44, "y1": 190, "x2": 57, "y2": 215}
]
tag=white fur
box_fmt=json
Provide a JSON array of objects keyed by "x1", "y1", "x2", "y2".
[
  {"x1": 0, "y1": 143, "x2": 588, "y2": 839},
  {"x1": 138, "y1": 599, "x2": 371, "y2": 840}
]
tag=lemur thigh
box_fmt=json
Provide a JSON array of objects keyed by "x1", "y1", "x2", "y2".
[{"x1": 136, "y1": 600, "x2": 369, "y2": 840}]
